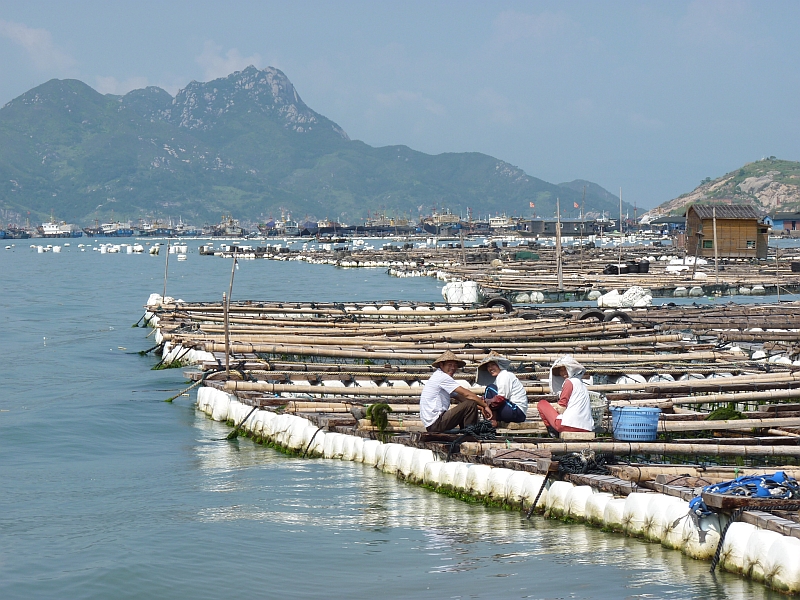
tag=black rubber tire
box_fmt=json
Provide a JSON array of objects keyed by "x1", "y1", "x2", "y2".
[
  {"x1": 576, "y1": 308, "x2": 605, "y2": 321},
  {"x1": 603, "y1": 310, "x2": 633, "y2": 323},
  {"x1": 485, "y1": 297, "x2": 514, "y2": 313}
]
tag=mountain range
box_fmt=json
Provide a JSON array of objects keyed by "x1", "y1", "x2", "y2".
[{"x1": 0, "y1": 66, "x2": 631, "y2": 226}]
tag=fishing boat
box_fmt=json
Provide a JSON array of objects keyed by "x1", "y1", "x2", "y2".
[
  {"x1": 40, "y1": 216, "x2": 83, "y2": 238},
  {"x1": 203, "y1": 216, "x2": 247, "y2": 237},
  {"x1": 83, "y1": 221, "x2": 134, "y2": 237}
]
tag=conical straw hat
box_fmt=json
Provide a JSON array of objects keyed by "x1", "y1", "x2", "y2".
[{"x1": 432, "y1": 350, "x2": 466, "y2": 368}]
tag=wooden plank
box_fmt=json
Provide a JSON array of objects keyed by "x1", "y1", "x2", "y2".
[
  {"x1": 702, "y1": 492, "x2": 800, "y2": 510},
  {"x1": 741, "y1": 511, "x2": 800, "y2": 539}
]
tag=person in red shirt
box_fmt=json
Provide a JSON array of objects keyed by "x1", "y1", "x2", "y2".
[{"x1": 537, "y1": 356, "x2": 594, "y2": 436}]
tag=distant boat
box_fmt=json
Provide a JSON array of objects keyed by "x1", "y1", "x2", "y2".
[
  {"x1": 40, "y1": 219, "x2": 83, "y2": 238},
  {"x1": 203, "y1": 216, "x2": 247, "y2": 237},
  {"x1": 4, "y1": 225, "x2": 31, "y2": 239},
  {"x1": 84, "y1": 221, "x2": 134, "y2": 237}
]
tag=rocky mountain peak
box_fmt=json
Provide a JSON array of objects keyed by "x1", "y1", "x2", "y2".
[{"x1": 167, "y1": 65, "x2": 349, "y2": 138}]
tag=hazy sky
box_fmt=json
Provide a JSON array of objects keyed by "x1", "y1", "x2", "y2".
[{"x1": 1, "y1": 0, "x2": 797, "y2": 209}]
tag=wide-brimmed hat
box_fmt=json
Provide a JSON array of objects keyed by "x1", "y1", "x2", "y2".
[
  {"x1": 432, "y1": 350, "x2": 466, "y2": 369},
  {"x1": 476, "y1": 351, "x2": 511, "y2": 385},
  {"x1": 477, "y1": 351, "x2": 511, "y2": 370}
]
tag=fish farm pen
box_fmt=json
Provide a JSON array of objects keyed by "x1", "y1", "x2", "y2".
[{"x1": 141, "y1": 295, "x2": 800, "y2": 593}]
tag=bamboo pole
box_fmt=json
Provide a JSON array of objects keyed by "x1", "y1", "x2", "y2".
[
  {"x1": 461, "y1": 441, "x2": 800, "y2": 457},
  {"x1": 657, "y1": 416, "x2": 800, "y2": 432}
]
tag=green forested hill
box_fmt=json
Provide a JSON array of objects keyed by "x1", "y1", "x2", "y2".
[{"x1": 0, "y1": 66, "x2": 629, "y2": 226}]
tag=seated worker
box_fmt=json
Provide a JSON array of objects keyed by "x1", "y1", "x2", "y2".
[
  {"x1": 421, "y1": 350, "x2": 492, "y2": 432},
  {"x1": 476, "y1": 351, "x2": 528, "y2": 427},
  {"x1": 537, "y1": 355, "x2": 594, "y2": 436}
]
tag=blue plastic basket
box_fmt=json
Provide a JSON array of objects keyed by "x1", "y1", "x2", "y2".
[{"x1": 610, "y1": 407, "x2": 661, "y2": 441}]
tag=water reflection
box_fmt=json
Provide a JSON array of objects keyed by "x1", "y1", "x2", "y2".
[{"x1": 190, "y1": 414, "x2": 781, "y2": 599}]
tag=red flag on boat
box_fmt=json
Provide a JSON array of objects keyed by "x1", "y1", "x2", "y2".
[
  {"x1": 574, "y1": 202, "x2": 579, "y2": 209},
  {"x1": 529, "y1": 202, "x2": 535, "y2": 208}
]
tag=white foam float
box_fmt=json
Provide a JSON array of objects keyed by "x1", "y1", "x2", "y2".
[
  {"x1": 331, "y1": 433, "x2": 346, "y2": 458},
  {"x1": 438, "y1": 462, "x2": 458, "y2": 489},
  {"x1": 211, "y1": 393, "x2": 231, "y2": 422},
  {"x1": 423, "y1": 461, "x2": 443, "y2": 487},
  {"x1": 361, "y1": 440, "x2": 382, "y2": 466},
  {"x1": 744, "y1": 528, "x2": 783, "y2": 582},
  {"x1": 397, "y1": 446, "x2": 417, "y2": 479},
  {"x1": 546, "y1": 481, "x2": 574, "y2": 517},
  {"x1": 487, "y1": 468, "x2": 515, "y2": 501},
  {"x1": 764, "y1": 535, "x2": 800, "y2": 593},
  {"x1": 465, "y1": 464, "x2": 493, "y2": 496},
  {"x1": 410, "y1": 449, "x2": 435, "y2": 483},
  {"x1": 584, "y1": 492, "x2": 613, "y2": 526},
  {"x1": 322, "y1": 432, "x2": 343, "y2": 459},
  {"x1": 504, "y1": 471, "x2": 532, "y2": 507},
  {"x1": 644, "y1": 495, "x2": 684, "y2": 543},
  {"x1": 452, "y1": 463, "x2": 472, "y2": 491},
  {"x1": 602, "y1": 497, "x2": 628, "y2": 531},
  {"x1": 622, "y1": 492, "x2": 653, "y2": 536},
  {"x1": 661, "y1": 499, "x2": 691, "y2": 550},
  {"x1": 377, "y1": 443, "x2": 404, "y2": 474},
  {"x1": 350, "y1": 437, "x2": 364, "y2": 463},
  {"x1": 681, "y1": 513, "x2": 721, "y2": 560},
  {"x1": 565, "y1": 486, "x2": 595, "y2": 519},
  {"x1": 719, "y1": 522, "x2": 757, "y2": 575},
  {"x1": 341, "y1": 436, "x2": 356, "y2": 461},
  {"x1": 521, "y1": 474, "x2": 548, "y2": 509}
]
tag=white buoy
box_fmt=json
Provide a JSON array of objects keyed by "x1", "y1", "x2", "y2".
[
  {"x1": 764, "y1": 535, "x2": 800, "y2": 593},
  {"x1": 719, "y1": 522, "x2": 757, "y2": 575},
  {"x1": 409, "y1": 449, "x2": 435, "y2": 483},
  {"x1": 602, "y1": 498, "x2": 628, "y2": 531},
  {"x1": 423, "y1": 461, "x2": 443, "y2": 487},
  {"x1": 622, "y1": 493, "x2": 653, "y2": 536},
  {"x1": 744, "y1": 528, "x2": 783, "y2": 582},
  {"x1": 452, "y1": 463, "x2": 472, "y2": 492},
  {"x1": 584, "y1": 492, "x2": 613, "y2": 525},
  {"x1": 504, "y1": 471, "x2": 532, "y2": 507},
  {"x1": 565, "y1": 486, "x2": 595, "y2": 519},
  {"x1": 465, "y1": 464, "x2": 493, "y2": 496},
  {"x1": 361, "y1": 440, "x2": 382, "y2": 466},
  {"x1": 545, "y1": 481, "x2": 574, "y2": 517},
  {"x1": 487, "y1": 468, "x2": 515, "y2": 501}
]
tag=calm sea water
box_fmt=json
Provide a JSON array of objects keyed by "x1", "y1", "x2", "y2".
[{"x1": 0, "y1": 241, "x2": 781, "y2": 599}]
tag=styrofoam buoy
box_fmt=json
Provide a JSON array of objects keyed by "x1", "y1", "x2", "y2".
[
  {"x1": 744, "y1": 528, "x2": 783, "y2": 582},
  {"x1": 622, "y1": 492, "x2": 653, "y2": 536},
  {"x1": 661, "y1": 499, "x2": 691, "y2": 550},
  {"x1": 602, "y1": 498, "x2": 628, "y2": 532},
  {"x1": 438, "y1": 462, "x2": 458, "y2": 489},
  {"x1": 487, "y1": 468, "x2": 515, "y2": 501},
  {"x1": 719, "y1": 522, "x2": 757, "y2": 575},
  {"x1": 300, "y1": 424, "x2": 323, "y2": 456},
  {"x1": 765, "y1": 535, "x2": 800, "y2": 593},
  {"x1": 377, "y1": 443, "x2": 404, "y2": 474},
  {"x1": 423, "y1": 461, "x2": 443, "y2": 487},
  {"x1": 322, "y1": 432, "x2": 343, "y2": 458},
  {"x1": 211, "y1": 393, "x2": 231, "y2": 422},
  {"x1": 584, "y1": 492, "x2": 613, "y2": 526},
  {"x1": 331, "y1": 434, "x2": 346, "y2": 458},
  {"x1": 682, "y1": 513, "x2": 721, "y2": 560},
  {"x1": 521, "y1": 474, "x2": 548, "y2": 510},
  {"x1": 350, "y1": 437, "x2": 364, "y2": 463},
  {"x1": 410, "y1": 449, "x2": 435, "y2": 483},
  {"x1": 452, "y1": 463, "x2": 472, "y2": 491},
  {"x1": 361, "y1": 440, "x2": 382, "y2": 466},
  {"x1": 644, "y1": 495, "x2": 682, "y2": 543},
  {"x1": 565, "y1": 486, "x2": 595, "y2": 519},
  {"x1": 341, "y1": 436, "x2": 357, "y2": 461},
  {"x1": 398, "y1": 446, "x2": 417, "y2": 479},
  {"x1": 465, "y1": 464, "x2": 493, "y2": 496},
  {"x1": 505, "y1": 471, "x2": 533, "y2": 507},
  {"x1": 546, "y1": 481, "x2": 575, "y2": 517}
]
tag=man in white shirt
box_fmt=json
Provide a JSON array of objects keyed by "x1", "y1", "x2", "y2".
[{"x1": 420, "y1": 351, "x2": 492, "y2": 432}]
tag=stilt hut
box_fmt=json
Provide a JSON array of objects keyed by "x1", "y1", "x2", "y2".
[{"x1": 685, "y1": 204, "x2": 769, "y2": 259}]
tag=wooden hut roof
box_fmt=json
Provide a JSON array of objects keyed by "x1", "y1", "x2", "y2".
[{"x1": 687, "y1": 204, "x2": 761, "y2": 220}]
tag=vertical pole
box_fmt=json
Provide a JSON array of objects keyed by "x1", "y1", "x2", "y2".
[
  {"x1": 580, "y1": 186, "x2": 585, "y2": 273},
  {"x1": 223, "y1": 291, "x2": 230, "y2": 377},
  {"x1": 556, "y1": 198, "x2": 563, "y2": 292},
  {"x1": 713, "y1": 207, "x2": 719, "y2": 285},
  {"x1": 459, "y1": 228, "x2": 466, "y2": 265},
  {"x1": 617, "y1": 188, "x2": 623, "y2": 268},
  {"x1": 162, "y1": 240, "x2": 170, "y2": 303}
]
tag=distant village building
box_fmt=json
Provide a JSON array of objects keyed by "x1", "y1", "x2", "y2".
[
  {"x1": 685, "y1": 204, "x2": 769, "y2": 259},
  {"x1": 768, "y1": 211, "x2": 800, "y2": 236},
  {"x1": 519, "y1": 217, "x2": 595, "y2": 235},
  {"x1": 648, "y1": 215, "x2": 686, "y2": 233}
]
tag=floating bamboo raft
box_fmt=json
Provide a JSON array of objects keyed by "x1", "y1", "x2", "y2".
[{"x1": 146, "y1": 297, "x2": 800, "y2": 452}]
